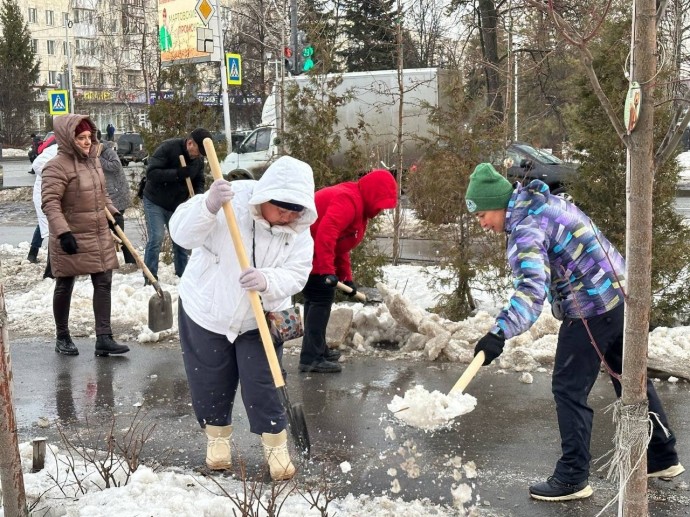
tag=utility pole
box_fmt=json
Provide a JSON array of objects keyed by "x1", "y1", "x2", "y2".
[
  {"x1": 216, "y1": 0, "x2": 232, "y2": 148},
  {"x1": 290, "y1": 0, "x2": 298, "y2": 71},
  {"x1": 64, "y1": 17, "x2": 75, "y2": 113}
]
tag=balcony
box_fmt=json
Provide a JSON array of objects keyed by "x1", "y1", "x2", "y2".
[
  {"x1": 72, "y1": 22, "x2": 96, "y2": 39},
  {"x1": 73, "y1": 0, "x2": 97, "y2": 9}
]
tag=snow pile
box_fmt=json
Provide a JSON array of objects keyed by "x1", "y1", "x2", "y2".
[
  {"x1": 0, "y1": 147, "x2": 29, "y2": 158},
  {"x1": 678, "y1": 151, "x2": 690, "y2": 189},
  {"x1": 387, "y1": 385, "x2": 477, "y2": 430},
  {"x1": 11, "y1": 441, "x2": 461, "y2": 517}
]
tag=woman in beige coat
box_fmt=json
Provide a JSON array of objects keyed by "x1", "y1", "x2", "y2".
[{"x1": 41, "y1": 114, "x2": 129, "y2": 357}]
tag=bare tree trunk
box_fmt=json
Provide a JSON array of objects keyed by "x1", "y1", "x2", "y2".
[
  {"x1": 391, "y1": 0, "x2": 404, "y2": 266},
  {"x1": 0, "y1": 277, "x2": 29, "y2": 517},
  {"x1": 477, "y1": 0, "x2": 504, "y2": 120},
  {"x1": 621, "y1": 1, "x2": 657, "y2": 515}
]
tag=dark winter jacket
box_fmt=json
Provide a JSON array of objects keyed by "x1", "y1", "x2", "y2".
[
  {"x1": 143, "y1": 138, "x2": 205, "y2": 212},
  {"x1": 41, "y1": 114, "x2": 119, "y2": 277},
  {"x1": 310, "y1": 169, "x2": 398, "y2": 281},
  {"x1": 493, "y1": 180, "x2": 626, "y2": 339},
  {"x1": 99, "y1": 141, "x2": 131, "y2": 213}
]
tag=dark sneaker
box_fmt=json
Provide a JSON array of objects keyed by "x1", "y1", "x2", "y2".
[
  {"x1": 55, "y1": 336, "x2": 79, "y2": 356},
  {"x1": 95, "y1": 335, "x2": 130, "y2": 357},
  {"x1": 298, "y1": 360, "x2": 342, "y2": 373},
  {"x1": 324, "y1": 348, "x2": 341, "y2": 361},
  {"x1": 648, "y1": 463, "x2": 685, "y2": 480},
  {"x1": 529, "y1": 476, "x2": 593, "y2": 501}
]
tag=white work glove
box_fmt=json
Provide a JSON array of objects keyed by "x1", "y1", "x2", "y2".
[
  {"x1": 239, "y1": 267, "x2": 268, "y2": 292},
  {"x1": 205, "y1": 179, "x2": 234, "y2": 214}
]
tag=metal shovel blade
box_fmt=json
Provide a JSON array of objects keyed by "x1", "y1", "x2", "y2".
[
  {"x1": 148, "y1": 289, "x2": 173, "y2": 332},
  {"x1": 278, "y1": 387, "x2": 311, "y2": 458}
]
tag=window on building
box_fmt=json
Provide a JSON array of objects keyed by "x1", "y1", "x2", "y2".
[
  {"x1": 63, "y1": 12, "x2": 69, "y2": 26},
  {"x1": 46, "y1": 10, "x2": 54, "y2": 26},
  {"x1": 99, "y1": 72, "x2": 105, "y2": 85},
  {"x1": 75, "y1": 39, "x2": 82, "y2": 54},
  {"x1": 47, "y1": 40, "x2": 55, "y2": 55},
  {"x1": 31, "y1": 39, "x2": 38, "y2": 52},
  {"x1": 63, "y1": 41, "x2": 68, "y2": 55},
  {"x1": 48, "y1": 71, "x2": 58, "y2": 85},
  {"x1": 73, "y1": 9, "x2": 79, "y2": 23},
  {"x1": 28, "y1": 8, "x2": 36, "y2": 23},
  {"x1": 80, "y1": 71, "x2": 90, "y2": 86},
  {"x1": 128, "y1": 74, "x2": 138, "y2": 88}
]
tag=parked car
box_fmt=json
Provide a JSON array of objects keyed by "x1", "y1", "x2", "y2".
[
  {"x1": 116, "y1": 132, "x2": 147, "y2": 166},
  {"x1": 498, "y1": 142, "x2": 578, "y2": 193}
]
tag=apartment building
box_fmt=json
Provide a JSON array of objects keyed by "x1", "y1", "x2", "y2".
[{"x1": 20, "y1": 0, "x2": 153, "y2": 134}]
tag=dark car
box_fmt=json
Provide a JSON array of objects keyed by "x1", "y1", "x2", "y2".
[
  {"x1": 116, "y1": 132, "x2": 147, "y2": 166},
  {"x1": 499, "y1": 142, "x2": 578, "y2": 193}
]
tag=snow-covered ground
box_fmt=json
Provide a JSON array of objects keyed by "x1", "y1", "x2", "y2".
[
  {"x1": 1, "y1": 151, "x2": 689, "y2": 515},
  {"x1": 677, "y1": 151, "x2": 690, "y2": 189}
]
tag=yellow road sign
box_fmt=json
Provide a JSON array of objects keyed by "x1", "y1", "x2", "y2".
[
  {"x1": 48, "y1": 90, "x2": 69, "y2": 115},
  {"x1": 226, "y1": 53, "x2": 242, "y2": 85}
]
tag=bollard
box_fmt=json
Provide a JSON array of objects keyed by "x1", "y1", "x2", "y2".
[{"x1": 32, "y1": 437, "x2": 46, "y2": 472}]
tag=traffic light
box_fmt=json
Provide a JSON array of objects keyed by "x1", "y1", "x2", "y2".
[
  {"x1": 302, "y1": 44, "x2": 314, "y2": 72},
  {"x1": 284, "y1": 46, "x2": 295, "y2": 74},
  {"x1": 296, "y1": 31, "x2": 314, "y2": 74}
]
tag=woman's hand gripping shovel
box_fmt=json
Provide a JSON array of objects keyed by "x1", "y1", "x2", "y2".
[
  {"x1": 202, "y1": 137, "x2": 311, "y2": 458},
  {"x1": 104, "y1": 208, "x2": 173, "y2": 332}
]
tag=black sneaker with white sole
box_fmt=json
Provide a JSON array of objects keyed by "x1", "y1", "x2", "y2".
[{"x1": 529, "y1": 476, "x2": 593, "y2": 501}]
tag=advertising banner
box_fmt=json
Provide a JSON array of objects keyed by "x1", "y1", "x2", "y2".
[{"x1": 158, "y1": 0, "x2": 219, "y2": 66}]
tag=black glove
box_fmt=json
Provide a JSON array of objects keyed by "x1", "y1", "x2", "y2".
[
  {"x1": 59, "y1": 232, "x2": 79, "y2": 255},
  {"x1": 108, "y1": 212, "x2": 124, "y2": 231},
  {"x1": 343, "y1": 280, "x2": 358, "y2": 297},
  {"x1": 177, "y1": 166, "x2": 191, "y2": 180},
  {"x1": 474, "y1": 331, "x2": 506, "y2": 366},
  {"x1": 323, "y1": 274, "x2": 339, "y2": 287}
]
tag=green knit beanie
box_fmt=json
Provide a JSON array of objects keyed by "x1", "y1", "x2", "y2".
[{"x1": 465, "y1": 163, "x2": 514, "y2": 213}]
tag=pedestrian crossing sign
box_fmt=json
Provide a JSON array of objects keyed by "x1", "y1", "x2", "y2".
[
  {"x1": 48, "y1": 90, "x2": 69, "y2": 115},
  {"x1": 226, "y1": 53, "x2": 242, "y2": 85}
]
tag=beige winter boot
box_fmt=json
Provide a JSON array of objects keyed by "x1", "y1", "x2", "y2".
[
  {"x1": 261, "y1": 429, "x2": 296, "y2": 481},
  {"x1": 205, "y1": 425, "x2": 232, "y2": 470}
]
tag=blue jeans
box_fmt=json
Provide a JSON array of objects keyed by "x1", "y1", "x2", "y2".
[
  {"x1": 142, "y1": 197, "x2": 189, "y2": 278},
  {"x1": 30, "y1": 225, "x2": 43, "y2": 249}
]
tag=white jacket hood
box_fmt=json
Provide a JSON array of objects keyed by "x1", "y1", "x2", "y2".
[{"x1": 248, "y1": 156, "x2": 317, "y2": 233}]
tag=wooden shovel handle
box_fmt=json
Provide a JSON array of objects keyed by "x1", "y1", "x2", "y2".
[
  {"x1": 336, "y1": 281, "x2": 367, "y2": 303},
  {"x1": 104, "y1": 208, "x2": 163, "y2": 298},
  {"x1": 448, "y1": 351, "x2": 485, "y2": 395},
  {"x1": 179, "y1": 155, "x2": 194, "y2": 198},
  {"x1": 202, "y1": 137, "x2": 286, "y2": 389}
]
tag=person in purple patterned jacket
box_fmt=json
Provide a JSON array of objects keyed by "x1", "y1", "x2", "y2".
[{"x1": 465, "y1": 163, "x2": 684, "y2": 502}]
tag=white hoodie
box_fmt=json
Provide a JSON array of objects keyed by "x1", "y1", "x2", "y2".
[
  {"x1": 32, "y1": 144, "x2": 59, "y2": 239},
  {"x1": 169, "y1": 156, "x2": 317, "y2": 340}
]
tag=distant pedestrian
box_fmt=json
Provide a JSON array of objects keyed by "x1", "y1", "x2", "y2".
[
  {"x1": 465, "y1": 163, "x2": 684, "y2": 502},
  {"x1": 106, "y1": 123, "x2": 115, "y2": 142},
  {"x1": 299, "y1": 169, "x2": 398, "y2": 373}
]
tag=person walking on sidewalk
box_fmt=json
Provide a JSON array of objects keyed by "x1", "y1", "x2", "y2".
[
  {"x1": 299, "y1": 169, "x2": 398, "y2": 373},
  {"x1": 41, "y1": 114, "x2": 129, "y2": 357},
  {"x1": 169, "y1": 156, "x2": 317, "y2": 480},
  {"x1": 465, "y1": 163, "x2": 684, "y2": 502},
  {"x1": 141, "y1": 128, "x2": 208, "y2": 281},
  {"x1": 27, "y1": 136, "x2": 58, "y2": 265}
]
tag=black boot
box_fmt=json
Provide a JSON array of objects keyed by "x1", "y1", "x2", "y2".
[
  {"x1": 43, "y1": 253, "x2": 54, "y2": 279},
  {"x1": 27, "y1": 246, "x2": 39, "y2": 263},
  {"x1": 95, "y1": 335, "x2": 130, "y2": 357},
  {"x1": 55, "y1": 336, "x2": 79, "y2": 356}
]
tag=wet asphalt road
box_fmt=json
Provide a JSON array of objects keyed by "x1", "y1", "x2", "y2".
[{"x1": 8, "y1": 336, "x2": 690, "y2": 516}]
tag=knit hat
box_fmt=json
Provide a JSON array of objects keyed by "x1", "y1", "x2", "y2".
[
  {"x1": 269, "y1": 199, "x2": 304, "y2": 212},
  {"x1": 190, "y1": 128, "x2": 213, "y2": 156},
  {"x1": 465, "y1": 163, "x2": 514, "y2": 213},
  {"x1": 74, "y1": 118, "x2": 92, "y2": 136}
]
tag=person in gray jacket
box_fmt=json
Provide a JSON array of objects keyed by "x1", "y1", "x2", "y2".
[
  {"x1": 169, "y1": 156, "x2": 316, "y2": 481},
  {"x1": 97, "y1": 131, "x2": 135, "y2": 264}
]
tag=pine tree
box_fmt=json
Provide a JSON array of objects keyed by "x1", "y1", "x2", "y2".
[
  {"x1": 339, "y1": 0, "x2": 397, "y2": 72},
  {"x1": 0, "y1": 0, "x2": 40, "y2": 146},
  {"x1": 567, "y1": 18, "x2": 690, "y2": 326}
]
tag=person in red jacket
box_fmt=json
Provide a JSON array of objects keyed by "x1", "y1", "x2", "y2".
[{"x1": 299, "y1": 169, "x2": 398, "y2": 373}]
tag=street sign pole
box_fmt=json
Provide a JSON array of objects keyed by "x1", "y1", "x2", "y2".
[{"x1": 216, "y1": 0, "x2": 232, "y2": 149}]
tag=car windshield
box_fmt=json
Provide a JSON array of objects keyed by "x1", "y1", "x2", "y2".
[{"x1": 515, "y1": 143, "x2": 564, "y2": 165}]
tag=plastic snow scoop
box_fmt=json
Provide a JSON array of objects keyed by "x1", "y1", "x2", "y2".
[
  {"x1": 201, "y1": 137, "x2": 311, "y2": 458},
  {"x1": 336, "y1": 281, "x2": 383, "y2": 303},
  {"x1": 448, "y1": 351, "x2": 485, "y2": 395},
  {"x1": 104, "y1": 208, "x2": 173, "y2": 333},
  {"x1": 179, "y1": 155, "x2": 195, "y2": 198}
]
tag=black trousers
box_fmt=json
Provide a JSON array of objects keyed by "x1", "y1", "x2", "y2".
[
  {"x1": 53, "y1": 270, "x2": 113, "y2": 337},
  {"x1": 178, "y1": 300, "x2": 287, "y2": 435},
  {"x1": 552, "y1": 303, "x2": 678, "y2": 484},
  {"x1": 299, "y1": 274, "x2": 336, "y2": 365}
]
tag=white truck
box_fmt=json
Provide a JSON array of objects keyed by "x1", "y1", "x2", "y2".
[{"x1": 221, "y1": 68, "x2": 450, "y2": 179}]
